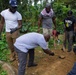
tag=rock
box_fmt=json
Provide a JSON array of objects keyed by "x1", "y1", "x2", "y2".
[
  {"x1": 58, "y1": 55, "x2": 65, "y2": 59},
  {"x1": 0, "y1": 61, "x2": 17, "y2": 75},
  {"x1": 2, "y1": 63, "x2": 16, "y2": 75}
]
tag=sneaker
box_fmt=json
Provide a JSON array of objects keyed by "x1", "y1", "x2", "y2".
[{"x1": 28, "y1": 63, "x2": 38, "y2": 67}]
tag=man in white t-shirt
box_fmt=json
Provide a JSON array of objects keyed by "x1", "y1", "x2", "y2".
[
  {"x1": 14, "y1": 32, "x2": 54, "y2": 75},
  {"x1": 0, "y1": 0, "x2": 22, "y2": 61}
]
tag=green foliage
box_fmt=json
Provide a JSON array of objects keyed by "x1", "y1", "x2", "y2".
[
  {"x1": 48, "y1": 38, "x2": 54, "y2": 48},
  {"x1": 0, "y1": 65, "x2": 7, "y2": 75},
  {"x1": 55, "y1": 0, "x2": 76, "y2": 9},
  {"x1": 18, "y1": 3, "x2": 41, "y2": 33},
  {"x1": 0, "y1": 0, "x2": 9, "y2": 12},
  {"x1": 56, "y1": 18, "x2": 64, "y2": 34},
  {"x1": 53, "y1": 2, "x2": 70, "y2": 19},
  {"x1": 0, "y1": 32, "x2": 9, "y2": 61},
  {"x1": 20, "y1": 22, "x2": 32, "y2": 33},
  {"x1": 0, "y1": 71, "x2": 7, "y2": 75}
]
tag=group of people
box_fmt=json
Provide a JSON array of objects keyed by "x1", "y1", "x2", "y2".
[{"x1": 0, "y1": 0, "x2": 76, "y2": 75}]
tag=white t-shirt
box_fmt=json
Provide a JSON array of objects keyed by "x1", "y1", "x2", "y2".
[
  {"x1": 1, "y1": 9, "x2": 22, "y2": 32},
  {"x1": 14, "y1": 32, "x2": 48, "y2": 53}
]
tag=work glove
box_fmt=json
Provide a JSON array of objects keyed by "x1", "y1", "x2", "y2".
[{"x1": 10, "y1": 27, "x2": 18, "y2": 34}]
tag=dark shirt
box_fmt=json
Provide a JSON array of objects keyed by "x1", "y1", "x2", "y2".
[{"x1": 64, "y1": 16, "x2": 76, "y2": 31}]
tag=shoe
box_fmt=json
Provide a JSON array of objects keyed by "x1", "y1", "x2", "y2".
[{"x1": 28, "y1": 63, "x2": 38, "y2": 67}]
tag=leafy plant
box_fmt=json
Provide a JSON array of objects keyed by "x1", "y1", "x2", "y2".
[
  {"x1": 0, "y1": 32, "x2": 9, "y2": 61},
  {"x1": 0, "y1": 65, "x2": 7, "y2": 75}
]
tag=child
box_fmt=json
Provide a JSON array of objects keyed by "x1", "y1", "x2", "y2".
[{"x1": 52, "y1": 28, "x2": 60, "y2": 49}]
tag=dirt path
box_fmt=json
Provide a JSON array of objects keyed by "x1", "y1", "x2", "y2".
[{"x1": 12, "y1": 47, "x2": 76, "y2": 75}]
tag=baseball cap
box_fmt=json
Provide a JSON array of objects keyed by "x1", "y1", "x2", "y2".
[
  {"x1": 9, "y1": 0, "x2": 17, "y2": 7},
  {"x1": 45, "y1": 3, "x2": 51, "y2": 8}
]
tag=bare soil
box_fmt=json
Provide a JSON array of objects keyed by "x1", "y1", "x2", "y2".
[{"x1": 12, "y1": 45, "x2": 76, "y2": 75}]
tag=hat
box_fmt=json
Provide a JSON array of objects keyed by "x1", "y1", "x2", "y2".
[
  {"x1": 9, "y1": 0, "x2": 17, "y2": 7},
  {"x1": 45, "y1": 3, "x2": 51, "y2": 8}
]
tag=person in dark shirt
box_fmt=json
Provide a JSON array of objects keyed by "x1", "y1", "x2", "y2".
[{"x1": 62, "y1": 10, "x2": 76, "y2": 52}]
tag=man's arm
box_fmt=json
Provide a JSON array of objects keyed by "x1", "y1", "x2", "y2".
[
  {"x1": 0, "y1": 15, "x2": 5, "y2": 33},
  {"x1": 43, "y1": 49, "x2": 54, "y2": 56},
  {"x1": 17, "y1": 20, "x2": 22, "y2": 29},
  {"x1": 52, "y1": 16, "x2": 56, "y2": 29}
]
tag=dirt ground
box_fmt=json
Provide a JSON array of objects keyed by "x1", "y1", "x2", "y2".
[{"x1": 12, "y1": 45, "x2": 76, "y2": 75}]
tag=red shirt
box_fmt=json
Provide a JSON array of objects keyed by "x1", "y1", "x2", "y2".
[{"x1": 52, "y1": 30, "x2": 58, "y2": 37}]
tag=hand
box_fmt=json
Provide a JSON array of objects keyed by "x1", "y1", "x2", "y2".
[
  {"x1": 10, "y1": 28, "x2": 17, "y2": 34},
  {"x1": 49, "y1": 52, "x2": 55, "y2": 56}
]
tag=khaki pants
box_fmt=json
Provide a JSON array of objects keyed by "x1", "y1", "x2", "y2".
[
  {"x1": 43, "y1": 28, "x2": 52, "y2": 37},
  {"x1": 43, "y1": 28, "x2": 53, "y2": 47},
  {"x1": 6, "y1": 30, "x2": 19, "y2": 60}
]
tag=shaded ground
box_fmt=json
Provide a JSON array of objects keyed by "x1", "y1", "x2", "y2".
[{"x1": 12, "y1": 45, "x2": 76, "y2": 75}]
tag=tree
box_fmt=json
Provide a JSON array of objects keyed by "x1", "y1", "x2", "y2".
[
  {"x1": 0, "y1": 0, "x2": 9, "y2": 12},
  {"x1": 55, "y1": 0, "x2": 76, "y2": 9}
]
